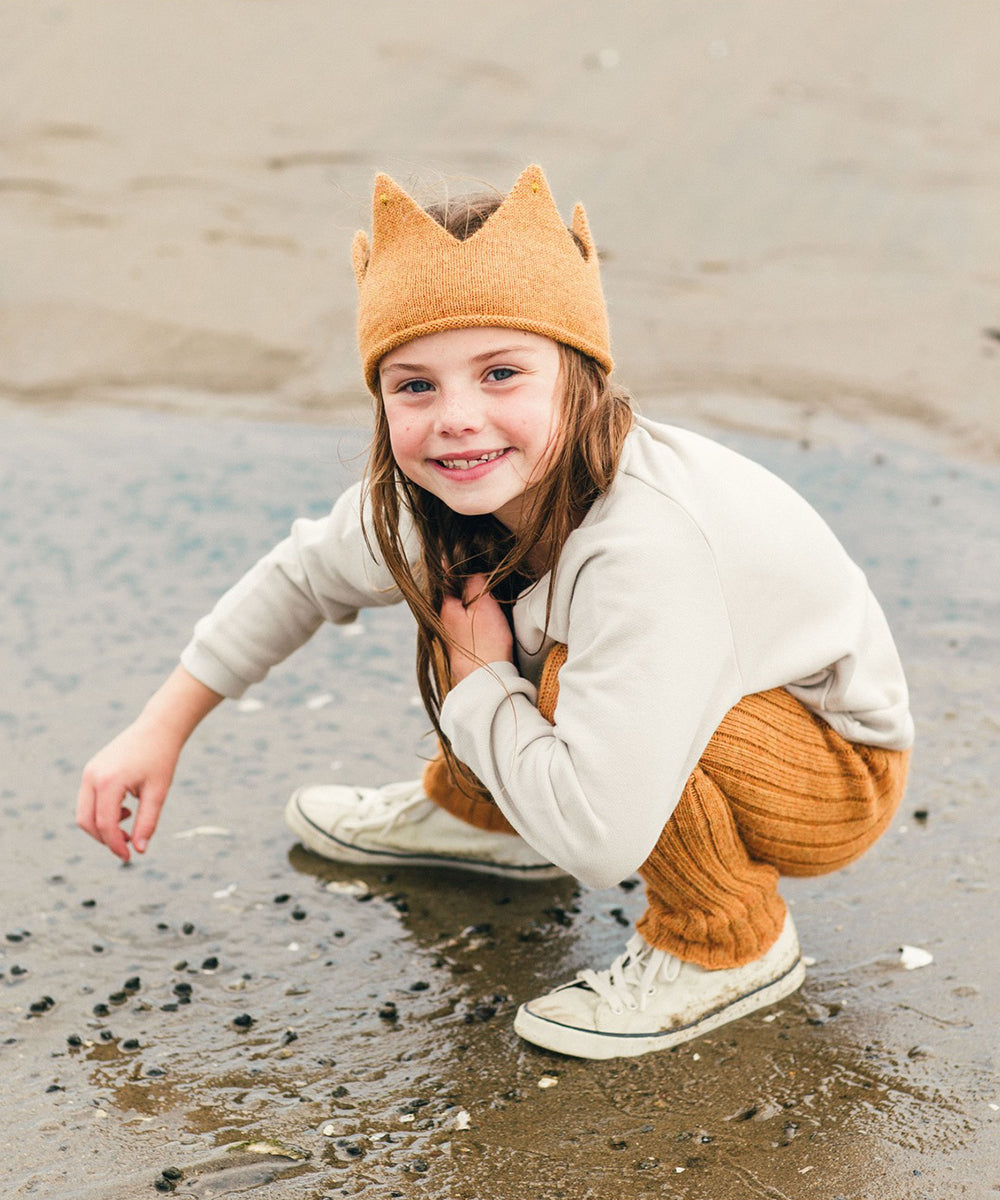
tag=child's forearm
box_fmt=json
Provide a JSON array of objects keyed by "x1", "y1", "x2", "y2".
[{"x1": 138, "y1": 664, "x2": 225, "y2": 746}]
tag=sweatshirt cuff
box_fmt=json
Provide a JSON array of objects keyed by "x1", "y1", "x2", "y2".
[
  {"x1": 180, "y1": 642, "x2": 254, "y2": 699},
  {"x1": 440, "y1": 660, "x2": 537, "y2": 741}
]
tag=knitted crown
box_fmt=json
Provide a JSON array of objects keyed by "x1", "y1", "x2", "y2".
[{"x1": 352, "y1": 164, "x2": 612, "y2": 392}]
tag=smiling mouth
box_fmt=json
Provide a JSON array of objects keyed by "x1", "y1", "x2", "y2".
[{"x1": 436, "y1": 449, "x2": 509, "y2": 470}]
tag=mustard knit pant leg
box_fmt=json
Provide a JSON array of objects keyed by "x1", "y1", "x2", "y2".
[{"x1": 637, "y1": 687, "x2": 909, "y2": 969}]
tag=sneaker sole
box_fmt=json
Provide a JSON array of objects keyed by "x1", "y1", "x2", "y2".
[
  {"x1": 284, "y1": 792, "x2": 569, "y2": 881},
  {"x1": 513, "y1": 956, "x2": 807, "y2": 1059}
]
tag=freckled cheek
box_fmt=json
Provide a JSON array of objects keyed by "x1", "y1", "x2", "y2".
[{"x1": 387, "y1": 420, "x2": 426, "y2": 474}]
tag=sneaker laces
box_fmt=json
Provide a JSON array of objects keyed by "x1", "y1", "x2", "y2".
[
  {"x1": 578, "y1": 934, "x2": 682, "y2": 1015},
  {"x1": 340, "y1": 781, "x2": 434, "y2": 835}
]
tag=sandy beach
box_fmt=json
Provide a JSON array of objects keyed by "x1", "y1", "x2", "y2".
[
  {"x1": 3, "y1": 0, "x2": 999, "y2": 454},
  {"x1": 2, "y1": 3, "x2": 999, "y2": 1198}
]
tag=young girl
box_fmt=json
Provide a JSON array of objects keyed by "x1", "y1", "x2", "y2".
[{"x1": 77, "y1": 165, "x2": 913, "y2": 1060}]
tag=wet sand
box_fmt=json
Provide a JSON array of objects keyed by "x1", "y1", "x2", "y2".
[{"x1": 3, "y1": 2, "x2": 1000, "y2": 1196}]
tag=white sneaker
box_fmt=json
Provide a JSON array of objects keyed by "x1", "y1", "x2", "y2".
[
  {"x1": 284, "y1": 780, "x2": 567, "y2": 879},
  {"x1": 514, "y1": 913, "x2": 805, "y2": 1059}
]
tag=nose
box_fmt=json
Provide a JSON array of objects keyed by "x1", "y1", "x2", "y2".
[{"x1": 434, "y1": 388, "x2": 486, "y2": 437}]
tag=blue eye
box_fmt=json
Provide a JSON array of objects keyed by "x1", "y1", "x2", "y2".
[
  {"x1": 486, "y1": 367, "x2": 516, "y2": 382},
  {"x1": 401, "y1": 379, "x2": 433, "y2": 394}
]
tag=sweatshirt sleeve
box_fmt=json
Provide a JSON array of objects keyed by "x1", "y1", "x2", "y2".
[
  {"x1": 439, "y1": 495, "x2": 744, "y2": 888},
  {"x1": 181, "y1": 482, "x2": 405, "y2": 697}
]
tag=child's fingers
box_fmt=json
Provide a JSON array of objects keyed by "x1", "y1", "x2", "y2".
[
  {"x1": 77, "y1": 773, "x2": 132, "y2": 862},
  {"x1": 130, "y1": 786, "x2": 167, "y2": 855},
  {"x1": 460, "y1": 573, "x2": 491, "y2": 607}
]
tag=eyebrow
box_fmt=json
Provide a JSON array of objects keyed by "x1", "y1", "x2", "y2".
[{"x1": 381, "y1": 347, "x2": 538, "y2": 374}]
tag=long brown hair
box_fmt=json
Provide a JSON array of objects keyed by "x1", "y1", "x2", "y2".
[{"x1": 363, "y1": 192, "x2": 634, "y2": 790}]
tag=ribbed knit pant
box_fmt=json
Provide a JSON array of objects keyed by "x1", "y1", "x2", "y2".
[{"x1": 423, "y1": 645, "x2": 910, "y2": 970}]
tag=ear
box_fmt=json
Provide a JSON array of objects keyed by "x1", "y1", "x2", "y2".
[
  {"x1": 571, "y1": 203, "x2": 597, "y2": 261},
  {"x1": 351, "y1": 230, "x2": 370, "y2": 285}
]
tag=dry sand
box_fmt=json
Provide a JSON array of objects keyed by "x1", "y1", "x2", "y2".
[
  {"x1": 2, "y1": 4, "x2": 999, "y2": 1198},
  {"x1": 2, "y1": 0, "x2": 999, "y2": 453}
]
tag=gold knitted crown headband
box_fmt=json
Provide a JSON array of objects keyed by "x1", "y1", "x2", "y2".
[{"x1": 352, "y1": 164, "x2": 612, "y2": 392}]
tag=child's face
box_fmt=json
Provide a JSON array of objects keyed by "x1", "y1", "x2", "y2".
[{"x1": 379, "y1": 327, "x2": 562, "y2": 533}]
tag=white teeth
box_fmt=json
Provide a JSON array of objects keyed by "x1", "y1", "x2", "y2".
[{"x1": 439, "y1": 449, "x2": 505, "y2": 470}]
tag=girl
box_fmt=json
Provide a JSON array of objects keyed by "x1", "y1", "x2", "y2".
[{"x1": 77, "y1": 165, "x2": 913, "y2": 1061}]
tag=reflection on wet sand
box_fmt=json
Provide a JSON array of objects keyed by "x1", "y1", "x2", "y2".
[{"x1": 38, "y1": 852, "x2": 977, "y2": 1199}]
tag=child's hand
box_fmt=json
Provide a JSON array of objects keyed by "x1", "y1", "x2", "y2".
[
  {"x1": 76, "y1": 718, "x2": 181, "y2": 862},
  {"x1": 441, "y1": 573, "x2": 514, "y2": 684},
  {"x1": 76, "y1": 665, "x2": 222, "y2": 863}
]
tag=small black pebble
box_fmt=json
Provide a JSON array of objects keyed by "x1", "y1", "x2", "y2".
[
  {"x1": 409, "y1": 981, "x2": 430, "y2": 992},
  {"x1": 332, "y1": 1084, "x2": 349, "y2": 1097},
  {"x1": 156, "y1": 922, "x2": 170, "y2": 931},
  {"x1": 160, "y1": 1003, "x2": 178, "y2": 1012},
  {"x1": 201, "y1": 957, "x2": 219, "y2": 971},
  {"x1": 6, "y1": 932, "x2": 24, "y2": 943},
  {"x1": 153, "y1": 1179, "x2": 175, "y2": 1193},
  {"x1": 161, "y1": 1166, "x2": 184, "y2": 1181},
  {"x1": 146, "y1": 1067, "x2": 166, "y2": 1077},
  {"x1": 122, "y1": 1038, "x2": 140, "y2": 1050},
  {"x1": 81, "y1": 899, "x2": 97, "y2": 908},
  {"x1": 913, "y1": 809, "x2": 929, "y2": 823},
  {"x1": 273, "y1": 893, "x2": 290, "y2": 904},
  {"x1": 93, "y1": 1004, "x2": 110, "y2": 1017},
  {"x1": 182, "y1": 923, "x2": 195, "y2": 935},
  {"x1": 109, "y1": 991, "x2": 127, "y2": 1004},
  {"x1": 67, "y1": 1035, "x2": 83, "y2": 1047},
  {"x1": 29, "y1": 997, "x2": 55, "y2": 1013},
  {"x1": 345, "y1": 1144, "x2": 364, "y2": 1158},
  {"x1": 233, "y1": 1013, "x2": 254, "y2": 1029},
  {"x1": 291, "y1": 908, "x2": 307, "y2": 921},
  {"x1": 281, "y1": 1029, "x2": 298, "y2": 1045},
  {"x1": 11, "y1": 965, "x2": 27, "y2": 976},
  {"x1": 99, "y1": 1030, "x2": 114, "y2": 1041},
  {"x1": 173, "y1": 982, "x2": 193, "y2": 996},
  {"x1": 91, "y1": 944, "x2": 105, "y2": 953},
  {"x1": 124, "y1": 977, "x2": 141, "y2": 992},
  {"x1": 378, "y1": 1003, "x2": 398, "y2": 1022},
  {"x1": 45, "y1": 1084, "x2": 63, "y2": 1093}
]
